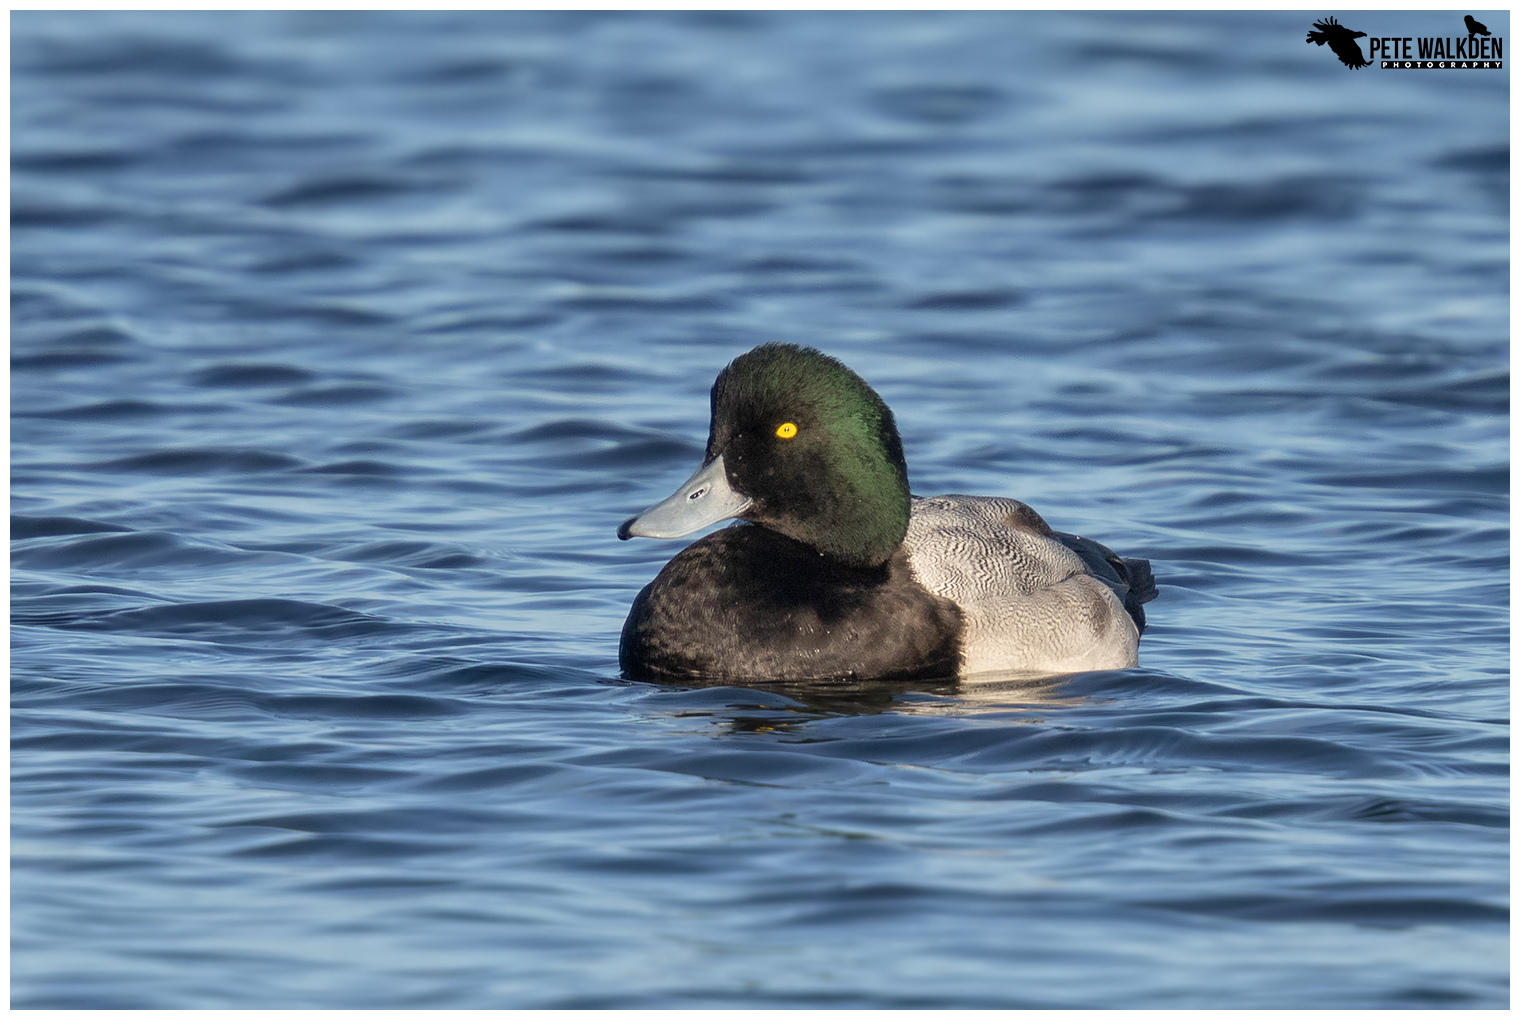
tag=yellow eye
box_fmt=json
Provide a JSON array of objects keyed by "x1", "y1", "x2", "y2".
[{"x1": 775, "y1": 422, "x2": 798, "y2": 440}]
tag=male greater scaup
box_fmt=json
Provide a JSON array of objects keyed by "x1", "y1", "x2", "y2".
[{"x1": 617, "y1": 343, "x2": 1156, "y2": 682}]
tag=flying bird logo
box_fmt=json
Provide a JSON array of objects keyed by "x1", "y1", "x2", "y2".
[
  {"x1": 1464, "y1": 15, "x2": 1491, "y2": 39},
  {"x1": 1306, "y1": 16, "x2": 1370, "y2": 69}
]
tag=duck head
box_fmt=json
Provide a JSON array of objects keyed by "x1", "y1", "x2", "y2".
[{"x1": 618, "y1": 343, "x2": 911, "y2": 568}]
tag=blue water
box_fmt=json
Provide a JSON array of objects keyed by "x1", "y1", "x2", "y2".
[{"x1": 12, "y1": 10, "x2": 1508, "y2": 1009}]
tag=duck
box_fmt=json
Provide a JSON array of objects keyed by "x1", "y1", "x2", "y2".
[{"x1": 616, "y1": 343, "x2": 1156, "y2": 683}]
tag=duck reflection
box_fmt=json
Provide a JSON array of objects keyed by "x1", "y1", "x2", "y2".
[{"x1": 637, "y1": 669, "x2": 1095, "y2": 735}]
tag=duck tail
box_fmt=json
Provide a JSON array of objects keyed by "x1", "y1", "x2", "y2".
[
  {"x1": 1112, "y1": 556, "x2": 1157, "y2": 635},
  {"x1": 1120, "y1": 557, "x2": 1157, "y2": 604}
]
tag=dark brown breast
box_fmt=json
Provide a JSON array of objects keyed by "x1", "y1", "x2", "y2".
[{"x1": 620, "y1": 525, "x2": 962, "y2": 683}]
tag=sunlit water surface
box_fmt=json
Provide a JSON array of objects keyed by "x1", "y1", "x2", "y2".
[{"x1": 12, "y1": 11, "x2": 1507, "y2": 1009}]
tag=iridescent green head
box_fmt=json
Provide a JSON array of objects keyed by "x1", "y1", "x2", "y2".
[
  {"x1": 618, "y1": 343, "x2": 912, "y2": 568},
  {"x1": 702, "y1": 343, "x2": 910, "y2": 567}
]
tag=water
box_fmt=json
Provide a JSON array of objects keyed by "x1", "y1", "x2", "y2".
[{"x1": 11, "y1": 10, "x2": 1508, "y2": 1009}]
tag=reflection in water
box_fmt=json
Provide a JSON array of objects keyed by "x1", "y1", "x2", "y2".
[
  {"x1": 922, "y1": 671, "x2": 1096, "y2": 714},
  {"x1": 634, "y1": 668, "x2": 1094, "y2": 732}
]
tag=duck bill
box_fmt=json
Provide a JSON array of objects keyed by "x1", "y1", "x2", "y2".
[{"x1": 618, "y1": 454, "x2": 752, "y2": 540}]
